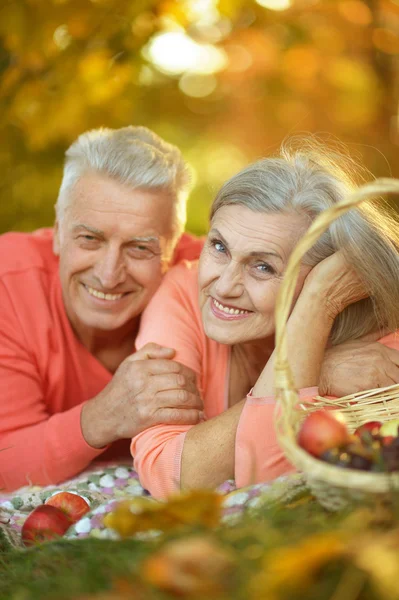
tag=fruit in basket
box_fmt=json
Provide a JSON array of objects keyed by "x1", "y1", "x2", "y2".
[
  {"x1": 380, "y1": 419, "x2": 399, "y2": 438},
  {"x1": 45, "y1": 491, "x2": 90, "y2": 524},
  {"x1": 380, "y1": 436, "x2": 399, "y2": 472},
  {"x1": 297, "y1": 410, "x2": 350, "y2": 457},
  {"x1": 353, "y1": 421, "x2": 382, "y2": 438},
  {"x1": 21, "y1": 504, "x2": 71, "y2": 546}
]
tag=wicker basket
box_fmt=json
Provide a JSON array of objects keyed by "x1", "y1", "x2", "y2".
[{"x1": 273, "y1": 178, "x2": 399, "y2": 511}]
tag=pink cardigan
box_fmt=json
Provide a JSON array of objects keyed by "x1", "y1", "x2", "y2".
[{"x1": 133, "y1": 261, "x2": 399, "y2": 498}]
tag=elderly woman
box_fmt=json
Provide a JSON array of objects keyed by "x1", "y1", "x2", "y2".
[{"x1": 131, "y1": 141, "x2": 399, "y2": 498}]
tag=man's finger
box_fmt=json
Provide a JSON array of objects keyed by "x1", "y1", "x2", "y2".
[
  {"x1": 382, "y1": 346, "x2": 399, "y2": 368},
  {"x1": 383, "y1": 363, "x2": 399, "y2": 385},
  {"x1": 146, "y1": 360, "x2": 198, "y2": 381},
  {"x1": 154, "y1": 408, "x2": 204, "y2": 426},
  {"x1": 150, "y1": 373, "x2": 199, "y2": 395},
  {"x1": 155, "y1": 389, "x2": 204, "y2": 410},
  {"x1": 126, "y1": 358, "x2": 184, "y2": 376},
  {"x1": 130, "y1": 343, "x2": 176, "y2": 361}
]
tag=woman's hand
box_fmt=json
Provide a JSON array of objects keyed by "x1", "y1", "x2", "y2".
[{"x1": 302, "y1": 251, "x2": 368, "y2": 320}]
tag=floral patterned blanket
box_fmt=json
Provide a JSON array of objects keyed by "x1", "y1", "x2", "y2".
[{"x1": 0, "y1": 463, "x2": 306, "y2": 549}]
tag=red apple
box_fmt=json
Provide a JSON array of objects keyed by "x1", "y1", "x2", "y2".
[
  {"x1": 45, "y1": 491, "x2": 90, "y2": 524},
  {"x1": 354, "y1": 421, "x2": 382, "y2": 438},
  {"x1": 21, "y1": 504, "x2": 71, "y2": 547},
  {"x1": 297, "y1": 409, "x2": 350, "y2": 458},
  {"x1": 382, "y1": 436, "x2": 395, "y2": 446}
]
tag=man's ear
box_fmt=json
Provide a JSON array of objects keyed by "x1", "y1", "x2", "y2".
[{"x1": 53, "y1": 220, "x2": 60, "y2": 256}]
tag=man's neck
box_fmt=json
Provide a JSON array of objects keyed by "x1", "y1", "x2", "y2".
[{"x1": 74, "y1": 318, "x2": 140, "y2": 373}]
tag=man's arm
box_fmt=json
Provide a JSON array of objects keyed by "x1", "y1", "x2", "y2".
[
  {"x1": 0, "y1": 313, "x2": 104, "y2": 490},
  {"x1": 320, "y1": 336, "x2": 399, "y2": 397},
  {"x1": 0, "y1": 295, "x2": 203, "y2": 492}
]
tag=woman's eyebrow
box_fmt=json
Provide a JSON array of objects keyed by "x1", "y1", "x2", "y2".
[
  {"x1": 248, "y1": 250, "x2": 283, "y2": 261},
  {"x1": 210, "y1": 228, "x2": 282, "y2": 261}
]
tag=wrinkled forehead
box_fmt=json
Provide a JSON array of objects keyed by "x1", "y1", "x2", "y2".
[{"x1": 210, "y1": 205, "x2": 310, "y2": 261}]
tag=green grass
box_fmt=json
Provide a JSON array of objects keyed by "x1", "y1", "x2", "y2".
[{"x1": 0, "y1": 493, "x2": 391, "y2": 600}]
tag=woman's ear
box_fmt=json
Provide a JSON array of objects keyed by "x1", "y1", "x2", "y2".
[{"x1": 53, "y1": 221, "x2": 60, "y2": 256}]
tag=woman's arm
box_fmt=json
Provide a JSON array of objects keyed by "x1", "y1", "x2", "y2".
[
  {"x1": 253, "y1": 251, "x2": 367, "y2": 396},
  {"x1": 133, "y1": 255, "x2": 367, "y2": 496},
  {"x1": 182, "y1": 253, "x2": 367, "y2": 489}
]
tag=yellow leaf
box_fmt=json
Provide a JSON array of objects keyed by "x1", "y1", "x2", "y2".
[
  {"x1": 103, "y1": 490, "x2": 223, "y2": 538},
  {"x1": 142, "y1": 535, "x2": 235, "y2": 597}
]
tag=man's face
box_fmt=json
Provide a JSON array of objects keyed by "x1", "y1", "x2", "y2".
[{"x1": 54, "y1": 172, "x2": 176, "y2": 343}]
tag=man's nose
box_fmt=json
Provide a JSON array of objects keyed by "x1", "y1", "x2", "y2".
[
  {"x1": 215, "y1": 261, "x2": 243, "y2": 297},
  {"x1": 93, "y1": 246, "x2": 126, "y2": 289}
]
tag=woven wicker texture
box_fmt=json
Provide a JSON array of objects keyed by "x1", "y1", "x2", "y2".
[{"x1": 273, "y1": 178, "x2": 399, "y2": 511}]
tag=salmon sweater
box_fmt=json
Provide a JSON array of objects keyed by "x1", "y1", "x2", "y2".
[
  {"x1": 0, "y1": 228, "x2": 204, "y2": 491},
  {"x1": 132, "y1": 261, "x2": 399, "y2": 498}
]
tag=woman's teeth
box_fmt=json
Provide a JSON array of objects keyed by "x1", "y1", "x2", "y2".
[
  {"x1": 86, "y1": 286, "x2": 124, "y2": 301},
  {"x1": 213, "y1": 299, "x2": 249, "y2": 315}
]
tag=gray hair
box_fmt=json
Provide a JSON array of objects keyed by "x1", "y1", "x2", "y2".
[
  {"x1": 55, "y1": 126, "x2": 192, "y2": 237},
  {"x1": 211, "y1": 137, "x2": 399, "y2": 345}
]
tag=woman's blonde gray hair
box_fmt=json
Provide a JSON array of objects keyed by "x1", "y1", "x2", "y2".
[
  {"x1": 210, "y1": 137, "x2": 399, "y2": 345},
  {"x1": 56, "y1": 126, "x2": 192, "y2": 237}
]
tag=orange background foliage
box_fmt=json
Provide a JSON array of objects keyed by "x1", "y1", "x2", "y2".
[{"x1": 0, "y1": 0, "x2": 398, "y2": 235}]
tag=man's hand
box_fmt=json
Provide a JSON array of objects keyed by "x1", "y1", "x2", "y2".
[
  {"x1": 320, "y1": 337, "x2": 399, "y2": 397},
  {"x1": 81, "y1": 343, "x2": 204, "y2": 449}
]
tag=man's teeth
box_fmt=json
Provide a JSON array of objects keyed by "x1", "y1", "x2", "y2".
[
  {"x1": 86, "y1": 286, "x2": 123, "y2": 301},
  {"x1": 213, "y1": 299, "x2": 249, "y2": 315}
]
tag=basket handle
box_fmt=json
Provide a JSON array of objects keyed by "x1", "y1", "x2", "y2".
[{"x1": 274, "y1": 178, "x2": 399, "y2": 412}]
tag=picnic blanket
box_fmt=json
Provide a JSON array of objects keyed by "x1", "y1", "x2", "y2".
[{"x1": 0, "y1": 464, "x2": 307, "y2": 549}]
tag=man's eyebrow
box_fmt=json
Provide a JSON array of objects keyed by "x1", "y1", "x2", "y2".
[
  {"x1": 72, "y1": 224, "x2": 160, "y2": 245},
  {"x1": 129, "y1": 236, "x2": 160, "y2": 244},
  {"x1": 72, "y1": 224, "x2": 104, "y2": 236},
  {"x1": 209, "y1": 228, "x2": 282, "y2": 261}
]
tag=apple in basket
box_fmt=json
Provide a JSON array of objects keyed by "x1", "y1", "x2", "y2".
[
  {"x1": 297, "y1": 409, "x2": 350, "y2": 458},
  {"x1": 353, "y1": 421, "x2": 382, "y2": 438},
  {"x1": 45, "y1": 491, "x2": 90, "y2": 524},
  {"x1": 21, "y1": 504, "x2": 72, "y2": 547}
]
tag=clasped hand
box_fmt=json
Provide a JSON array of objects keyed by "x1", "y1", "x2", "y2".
[{"x1": 81, "y1": 343, "x2": 203, "y2": 449}]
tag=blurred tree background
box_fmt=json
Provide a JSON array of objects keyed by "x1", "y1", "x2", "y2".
[{"x1": 0, "y1": 0, "x2": 398, "y2": 235}]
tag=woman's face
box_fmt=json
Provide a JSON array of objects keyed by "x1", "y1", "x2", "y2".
[{"x1": 198, "y1": 204, "x2": 312, "y2": 345}]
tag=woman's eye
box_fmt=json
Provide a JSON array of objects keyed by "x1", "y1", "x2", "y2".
[
  {"x1": 210, "y1": 239, "x2": 226, "y2": 253},
  {"x1": 255, "y1": 263, "x2": 275, "y2": 275}
]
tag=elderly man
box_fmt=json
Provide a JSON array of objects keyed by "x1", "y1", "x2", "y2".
[
  {"x1": 0, "y1": 126, "x2": 205, "y2": 491},
  {"x1": 1, "y1": 125, "x2": 398, "y2": 492}
]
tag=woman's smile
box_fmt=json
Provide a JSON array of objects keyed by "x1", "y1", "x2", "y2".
[{"x1": 209, "y1": 297, "x2": 253, "y2": 321}]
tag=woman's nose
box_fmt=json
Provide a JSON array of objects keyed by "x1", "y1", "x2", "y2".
[
  {"x1": 94, "y1": 247, "x2": 126, "y2": 289},
  {"x1": 214, "y1": 262, "x2": 243, "y2": 297}
]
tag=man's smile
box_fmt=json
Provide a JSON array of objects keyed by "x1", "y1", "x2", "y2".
[{"x1": 83, "y1": 284, "x2": 129, "y2": 302}]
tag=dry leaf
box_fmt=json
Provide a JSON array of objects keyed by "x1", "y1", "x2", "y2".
[
  {"x1": 103, "y1": 490, "x2": 223, "y2": 537},
  {"x1": 142, "y1": 535, "x2": 235, "y2": 597}
]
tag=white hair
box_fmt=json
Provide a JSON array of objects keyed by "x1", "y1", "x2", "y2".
[
  {"x1": 55, "y1": 126, "x2": 192, "y2": 237},
  {"x1": 211, "y1": 137, "x2": 399, "y2": 345}
]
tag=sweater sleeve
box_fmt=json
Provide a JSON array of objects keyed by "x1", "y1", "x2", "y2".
[
  {"x1": 235, "y1": 387, "x2": 318, "y2": 487},
  {"x1": 236, "y1": 332, "x2": 399, "y2": 487},
  {"x1": 132, "y1": 263, "x2": 204, "y2": 498},
  {"x1": 0, "y1": 283, "x2": 103, "y2": 491}
]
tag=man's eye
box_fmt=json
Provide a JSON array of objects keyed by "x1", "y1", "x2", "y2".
[
  {"x1": 128, "y1": 246, "x2": 155, "y2": 258},
  {"x1": 79, "y1": 235, "x2": 96, "y2": 242}
]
